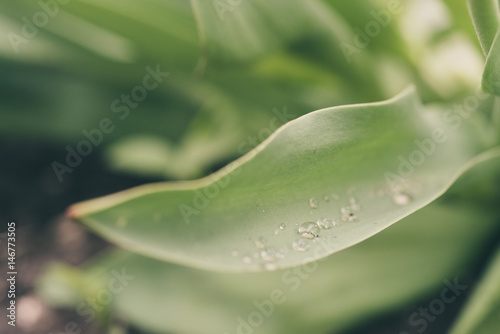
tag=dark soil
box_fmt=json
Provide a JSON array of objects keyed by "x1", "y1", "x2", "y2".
[{"x1": 0, "y1": 138, "x2": 160, "y2": 334}]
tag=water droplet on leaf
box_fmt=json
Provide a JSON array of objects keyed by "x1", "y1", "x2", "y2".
[
  {"x1": 341, "y1": 207, "x2": 358, "y2": 222},
  {"x1": 262, "y1": 263, "x2": 277, "y2": 271},
  {"x1": 392, "y1": 192, "x2": 412, "y2": 205},
  {"x1": 292, "y1": 239, "x2": 309, "y2": 251},
  {"x1": 298, "y1": 222, "x2": 319, "y2": 239},
  {"x1": 242, "y1": 256, "x2": 252, "y2": 264},
  {"x1": 316, "y1": 218, "x2": 334, "y2": 229},
  {"x1": 274, "y1": 223, "x2": 286, "y2": 235},
  {"x1": 260, "y1": 250, "x2": 275, "y2": 262}
]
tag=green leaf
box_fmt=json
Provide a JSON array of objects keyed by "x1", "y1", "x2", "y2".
[
  {"x1": 468, "y1": 0, "x2": 500, "y2": 95},
  {"x1": 40, "y1": 198, "x2": 500, "y2": 334},
  {"x1": 66, "y1": 89, "x2": 498, "y2": 272},
  {"x1": 189, "y1": 0, "x2": 388, "y2": 99},
  {"x1": 35, "y1": 264, "x2": 85, "y2": 308},
  {"x1": 467, "y1": 0, "x2": 499, "y2": 56},
  {"x1": 449, "y1": 245, "x2": 500, "y2": 334},
  {"x1": 480, "y1": 38, "x2": 500, "y2": 96}
]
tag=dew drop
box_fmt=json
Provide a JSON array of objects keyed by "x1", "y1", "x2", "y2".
[
  {"x1": 309, "y1": 197, "x2": 319, "y2": 208},
  {"x1": 231, "y1": 249, "x2": 239, "y2": 257},
  {"x1": 292, "y1": 239, "x2": 309, "y2": 251},
  {"x1": 392, "y1": 192, "x2": 412, "y2": 205},
  {"x1": 324, "y1": 195, "x2": 330, "y2": 202},
  {"x1": 341, "y1": 207, "x2": 358, "y2": 222},
  {"x1": 242, "y1": 256, "x2": 252, "y2": 264},
  {"x1": 275, "y1": 223, "x2": 286, "y2": 235},
  {"x1": 260, "y1": 250, "x2": 275, "y2": 262},
  {"x1": 298, "y1": 222, "x2": 319, "y2": 239},
  {"x1": 262, "y1": 263, "x2": 277, "y2": 271},
  {"x1": 316, "y1": 218, "x2": 333, "y2": 229}
]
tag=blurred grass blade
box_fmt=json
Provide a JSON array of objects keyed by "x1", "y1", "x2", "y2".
[
  {"x1": 449, "y1": 245, "x2": 500, "y2": 334},
  {"x1": 66, "y1": 89, "x2": 499, "y2": 272}
]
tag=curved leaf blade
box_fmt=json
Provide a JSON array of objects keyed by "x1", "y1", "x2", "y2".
[{"x1": 68, "y1": 89, "x2": 482, "y2": 272}]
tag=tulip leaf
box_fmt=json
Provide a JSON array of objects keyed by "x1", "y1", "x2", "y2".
[{"x1": 67, "y1": 89, "x2": 495, "y2": 272}]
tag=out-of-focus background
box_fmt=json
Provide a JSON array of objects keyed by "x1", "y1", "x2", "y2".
[{"x1": 0, "y1": 0, "x2": 495, "y2": 333}]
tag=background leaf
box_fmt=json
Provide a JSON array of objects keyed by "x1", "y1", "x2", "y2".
[
  {"x1": 467, "y1": 0, "x2": 499, "y2": 56},
  {"x1": 449, "y1": 245, "x2": 500, "y2": 334},
  {"x1": 468, "y1": 0, "x2": 500, "y2": 95}
]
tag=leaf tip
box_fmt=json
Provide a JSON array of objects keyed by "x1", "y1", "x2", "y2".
[{"x1": 65, "y1": 205, "x2": 80, "y2": 220}]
